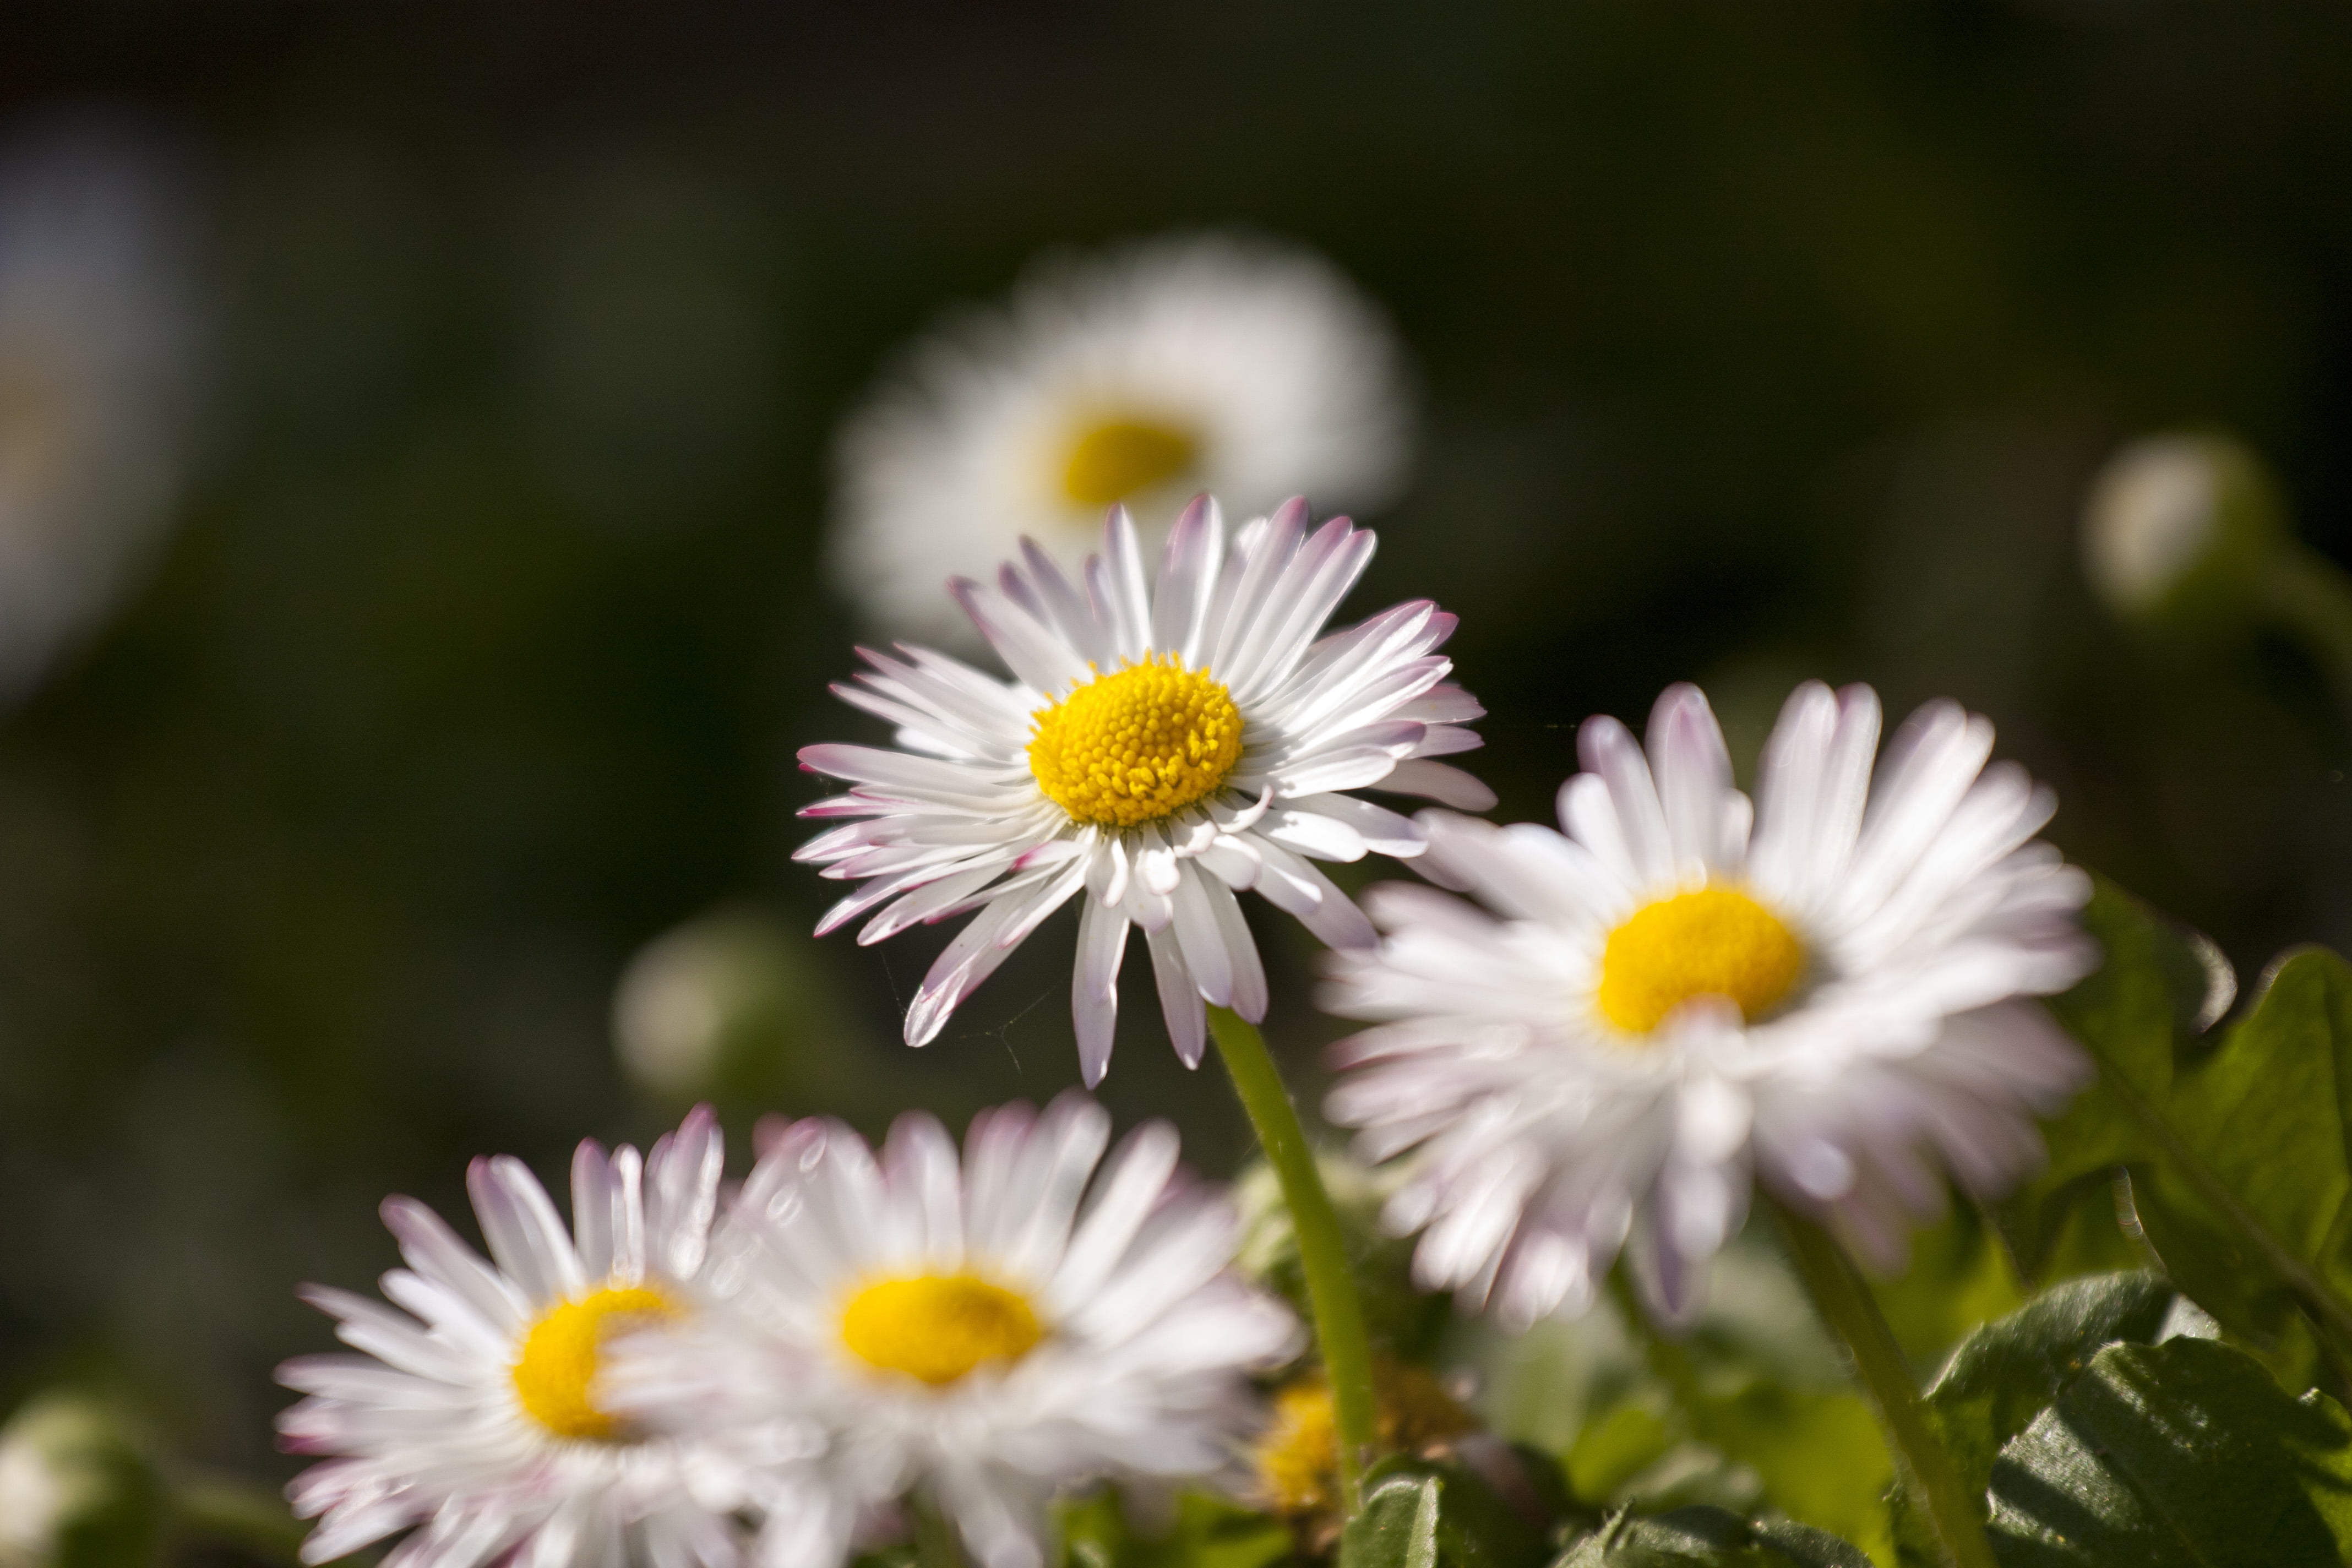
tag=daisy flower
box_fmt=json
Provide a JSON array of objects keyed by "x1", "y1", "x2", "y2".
[
  {"x1": 830, "y1": 232, "x2": 1412, "y2": 647},
  {"x1": 276, "y1": 1108, "x2": 769, "y2": 1567},
  {"x1": 0, "y1": 116, "x2": 199, "y2": 698},
  {"x1": 1322, "y1": 681, "x2": 2096, "y2": 1326},
  {"x1": 609, "y1": 1093, "x2": 1297, "y2": 1568},
  {"x1": 797, "y1": 498, "x2": 1491, "y2": 1082}
]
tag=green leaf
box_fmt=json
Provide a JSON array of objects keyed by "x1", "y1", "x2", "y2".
[
  {"x1": 2133, "y1": 946, "x2": 2352, "y2": 1347},
  {"x1": 2019, "y1": 878, "x2": 2352, "y2": 1363},
  {"x1": 1919, "y1": 1271, "x2": 2177, "y2": 1501},
  {"x1": 1342, "y1": 1472, "x2": 1442, "y2": 1568},
  {"x1": 1553, "y1": 1508, "x2": 1871, "y2": 1568},
  {"x1": 1339, "y1": 1453, "x2": 1558, "y2": 1568},
  {"x1": 1996, "y1": 880, "x2": 2208, "y2": 1278},
  {"x1": 1886, "y1": 1271, "x2": 2182, "y2": 1567},
  {"x1": 1984, "y1": 1337, "x2": 2352, "y2": 1564}
]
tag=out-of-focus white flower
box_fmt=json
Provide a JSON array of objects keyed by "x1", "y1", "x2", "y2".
[
  {"x1": 831, "y1": 233, "x2": 1412, "y2": 647},
  {"x1": 2081, "y1": 430, "x2": 2279, "y2": 625},
  {"x1": 1322, "y1": 682, "x2": 2095, "y2": 1326},
  {"x1": 277, "y1": 1109, "x2": 772, "y2": 1567},
  {"x1": 611, "y1": 1093, "x2": 1297, "y2": 1568},
  {"x1": 0, "y1": 117, "x2": 199, "y2": 696},
  {"x1": 798, "y1": 499, "x2": 1490, "y2": 1083}
]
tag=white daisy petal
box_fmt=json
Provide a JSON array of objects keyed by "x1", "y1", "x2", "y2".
[
  {"x1": 1072, "y1": 898, "x2": 1130, "y2": 1090},
  {"x1": 1377, "y1": 758, "x2": 1499, "y2": 812},
  {"x1": 1324, "y1": 680, "x2": 2095, "y2": 1324},
  {"x1": 1153, "y1": 494, "x2": 1223, "y2": 660},
  {"x1": 1145, "y1": 924, "x2": 1208, "y2": 1069},
  {"x1": 803, "y1": 499, "x2": 1485, "y2": 1079},
  {"x1": 280, "y1": 1112, "x2": 747, "y2": 1567}
]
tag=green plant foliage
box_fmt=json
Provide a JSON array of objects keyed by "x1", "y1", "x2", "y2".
[
  {"x1": 1625, "y1": 1320, "x2": 1889, "y2": 1563},
  {"x1": 1984, "y1": 1337, "x2": 2352, "y2": 1564},
  {"x1": 1473, "y1": 1240, "x2": 1892, "y2": 1558},
  {"x1": 1861, "y1": 1205, "x2": 2027, "y2": 1371},
  {"x1": 1340, "y1": 1471, "x2": 1441, "y2": 1568},
  {"x1": 1997, "y1": 880, "x2": 2210, "y2": 1280},
  {"x1": 1917, "y1": 1272, "x2": 2175, "y2": 1502},
  {"x1": 1336, "y1": 1453, "x2": 1558, "y2": 1568},
  {"x1": 1886, "y1": 1272, "x2": 2177, "y2": 1565},
  {"x1": 2016, "y1": 879, "x2": 2352, "y2": 1374},
  {"x1": 1060, "y1": 1489, "x2": 1295, "y2": 1568},
  {"x1": 1551, "y1": 1509, "x2": 1870, "y2": 1568}
]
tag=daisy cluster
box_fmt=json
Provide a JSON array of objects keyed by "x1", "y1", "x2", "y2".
[
  {"x1": 265, "y1": 228, "x2": 2134, "y2": 1566},
  {"x1": 281, "y1": 1097, "x2": 1294, "y2": 1568},
  {"x1": 281, "y1": 483, "x2": 2097, "y2": 1567}
]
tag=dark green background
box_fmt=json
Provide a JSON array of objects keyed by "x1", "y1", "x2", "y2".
[{"x1": 4, "y1": 0, "x2": 2351, "y2": 1525}]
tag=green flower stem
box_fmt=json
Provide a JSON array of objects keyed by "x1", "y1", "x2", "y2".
[
  {"x1": 1769, "y1": 1199, "x2": 1995, "y2": 1568},
  {"x1": 1208, "y1": 1005, "x2": 1377, "y2": 1519},
  {"x1": 172, "y1": 1472, "x2": 309, "y2": 1564},
  {"x1": 2263, "y1": 543, "x2": 2352, "y2": 710}
]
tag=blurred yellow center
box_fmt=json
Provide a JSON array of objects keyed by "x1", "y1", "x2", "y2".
[
  {"x1": 839, "y1": 1273, "x2": 1043, "y2": 1386},
  {"x1": 510, "y1": 1286, "x2": 675, "y2": 1440},
  {"x1": 1061, "y1": 417, "x2": 1199, "y2": 506},
  {"x1": 1253, "y1": 1365, "x2": 1476, "y2": 1519},
  {"x1": 1029, "y1": 658, "x2": 1243, "y2": 827},
  {"x1": 1597, "y1": 888, "x2": 1805, "y2": 1036}
]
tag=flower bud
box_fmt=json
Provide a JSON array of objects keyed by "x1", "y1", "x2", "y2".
[
  {"x1": 0, "y1": 1392, "x2": 161, "y2": 1568},
  {"x1": 2081, "y1": 430, "x2": 2283, "y2": 630},
  {"x1": 613, "y1": 906, "x2": 852, "y2": 1101}
]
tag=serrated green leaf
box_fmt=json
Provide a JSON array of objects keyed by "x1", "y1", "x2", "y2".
[
  {"x1": 1997, "y1": 881, "x2": 2199, "y2": 1278},
  {"x1": 1553, "y1": 1507, "x2": 1871, "y2": 1568},
  {"x1": 1985, "y1": 1337, "x2": 2352, "y2": 1565},
  {"x1": 2020, "y1": 879, "x2": 2352, "y2": 1363},
  {"x1": 1922, "y1": 1271, "x2": 2177, "y2": 1497},
  {"x1": 2139, "y1": 946, "x2": 2352, "y2": 1346},
  {"x1": 1886, "y1": 1272, "x2": 2180, "y2": 1567}
]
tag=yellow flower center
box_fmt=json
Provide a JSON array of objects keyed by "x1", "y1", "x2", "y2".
[
  {"x1": 1060, "y1": 417, "x2": 1200, "y2": 507},
  {"x1": 1028, "y1": 657, "x2": 1243, "y2": 827},
  {"x1": 839, "y1": 1272, "x2": 1043, "y2": 1386},
  {"x1": 1596, "y1": 887, "x2": 1806, "y2": 1036},
  {"x1": 510, "y1": 1286, "x2": 676, "y2": 1441},
  {"x1": 1253, "y1": 1364, "x2": 1476, "y2": 1518}
]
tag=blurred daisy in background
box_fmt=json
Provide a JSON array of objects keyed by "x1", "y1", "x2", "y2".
[
  {"x1": 0, "y1": 115, "x2": 200, "y2": 698},
  {"x1": 277, "y1": 1109, "x2": 769, "y2": 1567},
  {"x1": 1322, "y1": 682, "x2": 2095, "y2": 1326},
  {"x1": 830, "y1": 233, "x2": 1413, "y2": 647},
  {"x1": 611, "y1": 1093, "x2": 1297, "y2": 1568},
  {"x1": 798, "y1": 499, "x2": 1490, "y2": 1082}
]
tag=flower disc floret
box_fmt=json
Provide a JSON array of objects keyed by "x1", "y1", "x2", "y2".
[
  {"x1": 1060, "y1": 416, "x2": 1199, "y2": 506},
  {"x1": 1597, "y1": 887, "x2": 1805, "y2": 1035},
  {"x1": 510, "y1": 1286, "x2": 677, "y2": 1441},
  {"x1": 839, "y1": 1273, "x2": 1043, "y2": 1386},
  {"x1": 1028, "y1": 657, "x2": 1242, "y2": 827}
]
